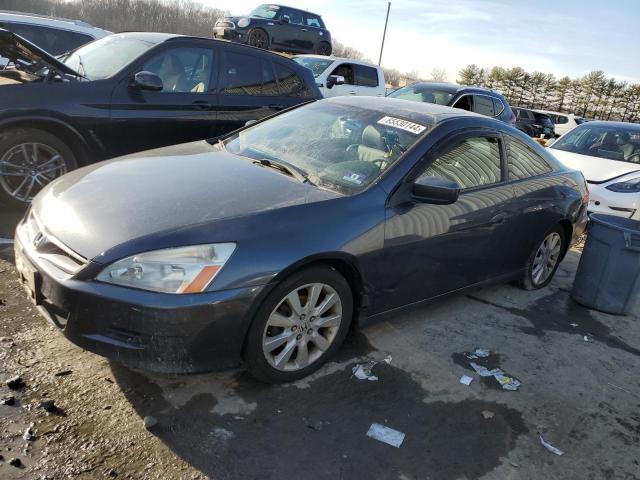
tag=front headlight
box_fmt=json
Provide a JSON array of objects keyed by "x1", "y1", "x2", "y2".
[
  {"x1": 237, "y1": 17, "x2": 251, "y2": 28},
  {"x1": 605, "y1": 178, "x2": 640, "y2": 193},
  {"x1": 96, "y1": 243, "x2": 236, "y2": 294}
]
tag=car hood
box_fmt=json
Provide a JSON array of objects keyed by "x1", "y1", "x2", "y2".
[
  {"x1": 549, "y1": 149, "x2": 640, "y2": 183},
  {"x1": 31, "y1": 141, "x2": 340, "y2": 260},
  {"x1": 0, "y1": 28, "x2": 81, "y2": 78}
]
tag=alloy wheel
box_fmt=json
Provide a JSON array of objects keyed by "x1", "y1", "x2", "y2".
[
  {"x1": 249, "y1": 30, "x2": 268, "y2": 48},
  {"x1": 531, "y1": 232, "x2": 562, "y2": 285},
  {"x1": 262, "y1": 283, "x2": 343, "y2": 371},
  {"x1": 0, "y1": 142, "x2": 67, "y2": 202}
]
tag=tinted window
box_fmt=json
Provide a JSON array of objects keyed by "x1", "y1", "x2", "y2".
[
  {"x1": 281, "y1": 9, "x2": 303, "y2": 24},
  {"x1": 493, "y1": 98, "x2": 504, "y2": 116},
  {"x1": 143, "y1": 47, "x2": 213, "y2": 93},
  {"x1": 331, "y1": 63, "x2": 355, "y2": 85},
  {"x1": 508, "y1": 139, "x2": 552, "y2": 180},
  {"x1": 420, "y1": 136, "x2": 502, "y2": 189},
  {"x1": 7, "y1": 22, "x2": 93, "y2": 55},
  {"x1": 261, "y1": 59, "x2": 279, "y2": 95},
  {"x1": 354, "y1": 65, "x2": 378, "y2": 87},
  {"x1": 556, "y1": 115, "x2": 568, "y2": 124},
  {"x1": 304, "y1": 14, "x2": 323, "y2": 28},
  {"x1": 389, "y1": 84, "x2": 455, "y2": 105},
  {"x1": 473, "y1": 95, "x2": 496, "y2": 116},
  {"x1": 452, "y1": 94, "x2": 472, "y2": 111},
  {"x1": 274, "y1": 63, "x2": 313, "y2": 98},
  {"x1": 221, "y1": 51, "x2": 263, "y2": 95}
]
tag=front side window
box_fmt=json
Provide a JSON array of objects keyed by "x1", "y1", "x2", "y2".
[
  {"x1": 508, "y1": 138, "x2": 552, "y2": 180},
  {"x1": 389, "y1": 84, "x2": 455, "y2": 105},
  {"x1": 63, "y1": 35, "x2": 157, "y2": 80},
  {"x1": 551, "y1": 125, "x2": 640, "y2": 163},
  {"x1": 330, "y1": 63, "x2": 355, "y2": 85},
  {"x1": 222, "y1": 102, "x2": 428, "y2": 194},
  {"x1": 143, "y1": 47, "x2": 213, "y2": 93},
  {"x1": 280, "y1": 9, "x2": 303, "y2": 24},
  {"x1": 493, "y1": 98, "x2": 504, "y2": 116},
  {"x1": 7, "y1": 22, "x2": 93, "y2": 55},
  {"x1": 556, "y1": 115, "x2": 568, "y2": 124},
  {"x1": 420, "y1": 136, "x2": 502, "y2": 189},
  {"x1": 473, "y1": 95, "x2": 496, "y2": 116},
  {"x1": 292, "y1": 56, "x2": 333, "y2": 77},
  {"x1": 355, "y1": 65, "x2": 379, "y2": 87}
]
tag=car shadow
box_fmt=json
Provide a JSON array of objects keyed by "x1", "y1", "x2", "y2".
[{"x1": 110, "y1": 329, "x2": 528, "y2": 480}]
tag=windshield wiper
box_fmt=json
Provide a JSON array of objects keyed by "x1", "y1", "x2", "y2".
[{"x1": 253, "y1": 158, "x2": 315, "y2": 186}]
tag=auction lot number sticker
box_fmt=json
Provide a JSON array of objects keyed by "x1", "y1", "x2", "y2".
[{"x1": 377, "y1": 116, "x2": 427, "y2": 135}]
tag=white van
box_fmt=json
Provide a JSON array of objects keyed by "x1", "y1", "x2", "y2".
[{"x1": 292, "y1": 55, "x2": 386, "y2": 98}]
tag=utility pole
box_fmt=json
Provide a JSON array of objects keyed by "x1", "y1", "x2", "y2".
[{"x1": 378, "y1": 2, "x2": 391, "y2": 66}]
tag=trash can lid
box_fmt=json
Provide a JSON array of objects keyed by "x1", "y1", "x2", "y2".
[{"x1": 590, "y1": 213, "x2": 640, "y2": 233}]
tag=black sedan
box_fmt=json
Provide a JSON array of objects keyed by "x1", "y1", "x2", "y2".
[
  {"x1": 0, "y1": 29, "x2": 320, "y2": 205},
  {"x1": 14, "y1": 97, "x2": 589, "y2": 383}
]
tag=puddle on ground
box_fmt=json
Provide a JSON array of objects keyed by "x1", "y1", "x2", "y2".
[
  {"x1": 112, "y1": 358, "x2": 527, "y2": 480},
  {"x1": 468, "y1": 291, "x2": 640, "y2": 356}
]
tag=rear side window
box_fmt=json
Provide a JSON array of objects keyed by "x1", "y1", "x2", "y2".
[
  {"x1": 473, "y1": 95, "x2": 496, "y2": 116},
  {"x1": 556, "y1": 115, "x2": 569, "y2": 124},
  {"x1": 6, "y1": 22, "x2": 93, "y2": 55},
  {"x1": 493, "y1": 98, "x2": 504, "y2": 116},
  {"x1": 354, "y1": 65, "x2": 379, "y2": 87},
  {"x1": 304, "y1": 14, "x2": 323, "y2": 28},
  {"x1": 222, "y1": 51, "x2": 264, "y2": 95},
  {"x1": 420, "y1": 136, "x2": 502, "y2": 189},
  {"x1": 274, "y1": 63, "x2": 314, "y2": 98},
  {"x1": 508, "y1": 138, "x2": 552, "y2": 180}
]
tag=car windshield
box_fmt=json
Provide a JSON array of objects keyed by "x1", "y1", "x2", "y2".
[
  {"x1": 62, "y1": 35, "x2": 156, "y2": 80},
  {"x1": 222, "y1": 101, "x2": 429, "y2": 194},
  {"x1": 250, "y1": 4, "x2": 280, "y2": 19},
  {"x1": 551, "y1": 124, "x2": 640, "y2": 163},
  {"x1": 292, "y1": 57, "x2": 333, "y2": 77},
  {"x1": 388, "y1": 84, "x2": 454, "y2": 105}
]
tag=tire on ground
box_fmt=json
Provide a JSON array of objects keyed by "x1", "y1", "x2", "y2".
[{"x1": 519, "y1": 224, "x2": 566, "y2": 290}]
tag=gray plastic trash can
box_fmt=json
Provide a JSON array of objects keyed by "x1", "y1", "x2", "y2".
[{"x1": 572, "y1": 214, "x2": 640, "y2": 315}]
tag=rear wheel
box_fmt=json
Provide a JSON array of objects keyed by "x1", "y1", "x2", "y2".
[
  {"x1": 0, "y1": 129, "x2": 77, "y2": 206},
  {"x1": 519, "y1": 225, "x2": 565, "y2": 290},
  {"x1": 317, "y1": 41, "x2": 332, "y2": 56},
  {"x1": 245, "y1": 265, "x2": 353, "y2": 383},
  {"x1": 248, "y1": 29, "x2": 269, "y2": 49}
]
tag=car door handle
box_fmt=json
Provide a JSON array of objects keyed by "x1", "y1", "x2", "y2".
[
  {"x1": 269, "y1": 104, "x2": 285, "y2": 110},
  {"x1": 192, "y1": 101, "x2": 211, "y2": 110},
  {"x1": 490, "y1": 213, "x2": 508, "y2": 224},
  {"x1": 301, "y1": 28, "x2": 307, "y2": 32},
  {"x1": 349, "y1": 91, "x2": 357, "y2": 95}
]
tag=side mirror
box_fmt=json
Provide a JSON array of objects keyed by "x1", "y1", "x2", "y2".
[
  {"x1": 412, "y1": 176, "x2": 460, "y2": 205},
  {"x1": 245, "y1": 119, "x2": 257, "y2": 127},
  {"x1": 130, "y1": 71, "x2": 163, "y2": 91},
  {"x1": 280, "y1": 16, "x2": 290, "y2": 24},
  {"x1": 326, "y1": 75, "x2": 345, "y2": 89}
]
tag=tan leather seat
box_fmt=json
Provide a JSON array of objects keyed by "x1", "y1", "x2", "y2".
[{"x1": 356, "y1": 126, "x2": 387, "y2": 163}]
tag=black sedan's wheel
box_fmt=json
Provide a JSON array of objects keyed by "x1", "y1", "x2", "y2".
[
  {"x1": 317, "y1": 41, "x2": 332, "y2": 56},
  {"x1": 520, "y1": 225, "x2": 565, "y2": 290},
  {"x1": 248, "y1": 29, "x2": 269, "y2": 49},
  {"x1": 0, "y1": 129, "x2": 77, "y2": 206},
  {"x1": 245, "y1": 265, "x2": 353, "y2": 383}
]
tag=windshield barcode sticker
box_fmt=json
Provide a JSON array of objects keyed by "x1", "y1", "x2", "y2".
[{"x1": 377, "y1": 116, "x2": 426, "y2": 135}]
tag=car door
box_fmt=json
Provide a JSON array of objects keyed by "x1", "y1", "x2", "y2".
[
  {"x1": 379, "y1": 131, "x2": 515, "y2": 312},
  {"x1": 353, "y1": 64, "x2": 383, "y2": 96},
  {"x1": 272, "y1": 8, "x2": 302, "y2": 50},
  {"x1": 302, "y1": 12, "x2": 325, "y2": 52},
  {"x1": 108, "y1": 41, "x2": 218, "y2": 157}
]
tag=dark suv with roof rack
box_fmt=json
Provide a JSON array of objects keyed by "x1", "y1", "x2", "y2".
[
  {"x1": 214, "y1": 4, "x2": 332, "y2": 56},
  {"x1": 388, "y1": 82, "x2": 515, "y2": 125}
]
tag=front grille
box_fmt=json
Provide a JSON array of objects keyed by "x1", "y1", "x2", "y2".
[
  {"x1": 215, "y1": 20, "x2": 235, "y2": 28},
  {"x1": 22, "y1": 212, "x2": 87, "y2": 274}
]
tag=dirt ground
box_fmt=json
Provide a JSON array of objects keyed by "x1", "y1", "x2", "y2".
[{"x1": 1, "y1": 236, "x2": 639, "y2": 479}]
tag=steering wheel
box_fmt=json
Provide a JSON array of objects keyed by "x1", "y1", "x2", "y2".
[{"x1": 372, "y1": 158, "x2": 390, "y2": 171}]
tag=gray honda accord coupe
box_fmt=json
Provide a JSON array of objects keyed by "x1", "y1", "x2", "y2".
[{"x1": 14, "y1": 96, "x2": 589, "y2": 383}]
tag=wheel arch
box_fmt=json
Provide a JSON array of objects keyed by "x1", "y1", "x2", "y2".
[
  {"x1": 558, "y1": 218, "x2": 573, "y2": 260},
  {"x1": 0, "y1": 116, "x2": 92, "y2": 166}
]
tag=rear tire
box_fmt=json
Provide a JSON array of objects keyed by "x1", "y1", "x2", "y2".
[
  {"x1": 317, "y1": 41, "x2": 332, "y2": 56},
  {"x1": 0, "y1": 128, "x2": 77, "y2": 206},
  {"x1": 245, "y1": 265, "x2": 353, "y2": 383},
  {"x1": 519, "y1": 225, "x2": 565, "y2": 290}
]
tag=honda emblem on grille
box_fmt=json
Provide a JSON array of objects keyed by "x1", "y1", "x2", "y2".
[{"x1": 33, "y1": 232, "x2": 46, "y2": 249}]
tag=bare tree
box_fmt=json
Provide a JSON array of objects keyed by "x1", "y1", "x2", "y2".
[{"x1": 428, "y1": 68, "x2": 448, "y2": 82}]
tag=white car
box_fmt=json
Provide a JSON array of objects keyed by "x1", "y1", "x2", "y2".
[
  {"x1": 292, "y1": 55, "x2": 386, "y2": 98},
  {"x1": 534, "y1": 109, "x2": 586, "y2": 137},
  {"x1": 0, "y1": 11, "x2": 110, "y2": 58},
  {"x1": 549, "y1": 121, "x2": 640, "y2": 219}
]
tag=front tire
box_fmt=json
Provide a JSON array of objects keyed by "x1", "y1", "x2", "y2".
[
  {"x1": 245, "y1": 265, "x2": 353, "y2": 383},
  {"x1": 519, "y1": 225, "x2": 565, "y2": 290},
  {"x1": 0, "y1": 128, "x2": 77, "y2": 206},
  {"x1": 247, "y1": 28, "x2": 269, "y2": 49}
]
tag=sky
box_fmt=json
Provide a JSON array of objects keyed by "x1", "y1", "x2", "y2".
[{"x1": 202, "y1": 0, "x2": 640, "y2": 83}]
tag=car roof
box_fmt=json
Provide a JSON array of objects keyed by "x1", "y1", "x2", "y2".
[
  {"x1": 293, "y1": 54, "x2": 378, "y2": 68},
  {"x1": 533, "y1": 109, "x2": 576, "y2": 117},
  {"x1": 406, "y1": 82, "x2": 498, "y2": 96},
  {"x1": 0, "y1": 10, "x2": 111, "y2": 37},
  {"x1": 325, "y1": 95, "x2": 487, "y2": 125},
  {"x1": 268, "y1": 4, "x2": 323, "y2": 17}
]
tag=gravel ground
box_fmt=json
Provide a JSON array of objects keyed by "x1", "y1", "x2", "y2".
[{"x1": 0, "y1": 241, "x2": 639, "y2": 480}]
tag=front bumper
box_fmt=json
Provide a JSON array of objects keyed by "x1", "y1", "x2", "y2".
[
  {"x1": 14, "y1": 228, "x2": 264, "y2": 373},
  {"x1": 213, "y1": 27, "x2": 245, "y2": 43},
  {"x1": 587, "y1": 182, "x2": 640, "y2": 220}
]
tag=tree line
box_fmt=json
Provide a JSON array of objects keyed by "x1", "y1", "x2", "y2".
[{"x1": 458, "y1": 65, "x2": 640, "y2": 122}]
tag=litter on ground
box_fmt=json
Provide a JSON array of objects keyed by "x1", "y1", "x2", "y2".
[
  {"x1": 539, "y1": 435, "x2": 565, "y2": 456},
  {"x1": 366, "y1": 423, "x2": 405, "y2": 448},
  {"x1": 352, "y1": 361, "x2": 379, "y2": 381},
  {"x1": 459, "y1": 375, "x2": 473, "y2": 386}
]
